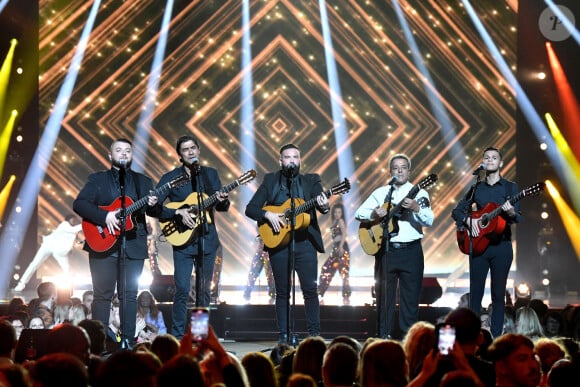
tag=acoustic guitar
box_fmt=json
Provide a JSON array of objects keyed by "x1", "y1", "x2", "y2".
[
  {"x1": 456, "y1": 182, "x2": 544, "y2": 255},
  {"x1": 259, "y1": 178, "x2": 351, "y2": 249},
  {"x1": 82, "y1": 173, "x2": 190, "y2": 252},
  {"x1": 358, "y1": 174, "x2": 438, "y2": 256},
  {"x1": 160, "y1": 170, "x2": 256, "y2": 246}
]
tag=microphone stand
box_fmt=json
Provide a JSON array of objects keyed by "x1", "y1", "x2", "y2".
[
  {"x1": 118, "y1": 165, "x2": 131, "y2": 349},
  {"x1": 286, "y1": 167, "x2": 298, "y2": 347},
  {"x1": 192, "y1": 163, "x2": 207, "y2": 308},
  {"x1": 465, "y1": 171, "x2": 484, "y2": 309},
  {"x1": 376, "y1": 183, "x2": 395, "y2": 338}
]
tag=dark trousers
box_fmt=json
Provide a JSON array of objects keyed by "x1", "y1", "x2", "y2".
[
  {"x1": 171, "y1": 248, "x2": 215, "y2": 339},
  {"x1": 469, "y1": 240, "x2": 513, "y2": 337},
  {"x1": 375, "y1": 241, "x2": 424, "y2": 338},
  {"x1": 269, "y1": 239, "x2": 320, "y2": 336},
  {"x1": 89, "y1": 255, "x2": 144, "y2": 341}
]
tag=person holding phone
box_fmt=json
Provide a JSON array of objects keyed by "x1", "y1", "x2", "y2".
[{"x1": 412, "y1": 307, "x2": 495, "y2": 387}]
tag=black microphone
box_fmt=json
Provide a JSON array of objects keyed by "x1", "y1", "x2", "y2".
[
  {"x1": 119, "y1": 159, "x2": 127, "y2": 169},
  {"x1": 388, "y1": 176, "x2": 398, "y2": 185},
  {"x1": 191, "y1": 157, "x2": 200, "y2": 165},
  {"x1": 472, "y1": 164, "x2": 485, "y2": 175}
]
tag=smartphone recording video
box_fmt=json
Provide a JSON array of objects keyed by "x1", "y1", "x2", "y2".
[
  {"x1": 436, "y1": 323, "x2": 456, "y2": 355},
  {"x1": 190, "y1": 307, "x2": 210, "y2": 342}
]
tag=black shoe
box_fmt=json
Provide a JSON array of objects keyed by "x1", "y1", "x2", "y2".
[{"x1": 278, "y1": 333, "x2": 288, "y2": 344}]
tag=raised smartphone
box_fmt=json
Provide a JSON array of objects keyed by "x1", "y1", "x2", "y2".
[
  {"x1": 189, "y1": 307, "x2": 210, "y2": 342},
  {"x1": 436, "y1": 323, "x2": 456, "y2": 355}
]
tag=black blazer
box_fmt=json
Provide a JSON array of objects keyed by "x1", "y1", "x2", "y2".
[
  {"x1": 245, "y1": 171, "x2": 327, "y2": 253},
  {"x1": 73, "y1": 169, "x2": 156, "y2": 259}
]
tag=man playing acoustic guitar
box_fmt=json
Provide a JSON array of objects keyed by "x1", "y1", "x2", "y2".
[
  {"x1": 452, "y1": 146, "x2": 521, "y2": 338},
  {"x1": 355, "y1": 153, "x2": 434, "y2": 340},
  {"x1": 245, "y1": 143, "x2": 331, "y2": 344},
  {"x1": 154, "y1": 134, "x2": 230, "y2": 339},
  {"x1": 73, "y1": 138, "x2": 159, "y2": 347}
]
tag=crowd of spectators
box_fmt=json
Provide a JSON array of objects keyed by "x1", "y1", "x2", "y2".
[{"x1": 1, "y1": 282, "x2": 579, "y2": 386}]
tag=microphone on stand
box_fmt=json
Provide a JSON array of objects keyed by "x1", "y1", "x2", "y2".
[
  {"x1": 189, "y1": 157, "x2": 201, "y2": 174},
  {"x1": 387, "y1": 176, "x2": 398, "y2": 185},
  {"x1": 472, "y1": 164, "x2": 485, "y2": 175},
  {"x1": 119, "y1": 159, "x2": 127, "y2": 169}
]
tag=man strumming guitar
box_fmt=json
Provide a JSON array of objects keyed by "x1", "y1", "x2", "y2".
[
  {"x1": 245, "y1": 143, "x2": 330, "y2": 344},
  {"x1": 73, "y1": 138, "x2": 159, "y2": 348},
  {"x1": 451, "y1": 146, "x2": 521, "y2": 338}
]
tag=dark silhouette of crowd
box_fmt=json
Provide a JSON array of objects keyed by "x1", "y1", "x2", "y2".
[{"x1": 1, "y1": 283, "x2": 579, "y2": 386}]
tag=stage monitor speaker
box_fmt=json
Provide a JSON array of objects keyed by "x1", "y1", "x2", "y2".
[{"x1": 420, "y1": 277, "x2": 442, "y2": 305}]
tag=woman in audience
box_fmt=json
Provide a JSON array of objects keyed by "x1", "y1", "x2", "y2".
[
  {"x1": 403, "y1": 321, "x2": 435, "y2": 379},
  {"x1": 515, "y1": 306, "x2": 545, "y2": 341},
  {"x1": 135, "y1": 290, "x2": 166, "y2": 343},
  {"x1": 359, "y1": 339, "x2": 408, "y2": 387},
  {"x1": 292, "y1": 336, "x2": 327, "y2": 386},
  {"x1": 241, "y1": 351, "x2": 278, "y2": 387}
]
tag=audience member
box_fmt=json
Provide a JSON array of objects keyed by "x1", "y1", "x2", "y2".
[
  {"x1": 359, "y1": 339, "x2": 408, "y2": 387},
  {"x1": 241, "y1": 351, "x2": 278, "y2": 387},
  {"x1": 321, "y1": 342, "x2": 358, "y2": 387},
  {"x1": 135, "y1": 290, "x2": 167, "y2": 343},
  {"x1": 27, "y1": 352, "x2": 89, "y2": 387},
  {"x1": 542, "y1": 310, "x2": 563, "y2": 338},
  {"x1": 0, "y1": 363, "x2": 30, "y2": 387},
  {"x1": 156, "y1": 354, "x2": 204, "y2": 387},
  {"x1": 27, "y1": 282, "x2": 57, "y2": 329},
  {"x1": 420, "y1": 307, "x2": 495, "y2": 387},
  {"x1": 150, "y1": 334, "x2": 180, "y2": 364},
  {"x1": 45, "y1": 323, "x2": 91, "y2": 366},
  {"x1": 515, "y1": 306, "x2": 545, "y2": 341},
  {"x1": 78, "y1": 319, "x2": 107, "y2": 357},
  {"x1": 487, "y1": 333, "x2": 541, "y2": 387},
  {"x1": 292, "y1": 336, "x2": 327, "y2": 386},
  {"x1": 7, "y1": 314, "x2": 26, "y2": 341},
  {"x1": 547, "y1": 358, "x2": 579, "y2": 387},
  {"x1": 528, "y1": 298, "x2": 549, "y2": 322},
  {"x1": 328, "y1": 334, "x2": 362, "y2": 354},
  {"x1": 287, "y1": 373, "x2": 318, "y2": 387},
  {"x1": 93, "y1": 350, "x2": 161, "y2": 387},
  {"x1": 0, "y1": 320, "x2": 17, "y2": 366},
  {"x1": 27, "y1": 316, "x2": 45, "y2": 330},
  {"x1": 534, "y1": 337, "x2": 566, "y2": 387},
  {"x1": 403, "y1": 320, "x2": 435, "y2": 379},
  {"x1": 82, "y1": 290, "x2": 94, "y2": 319}
]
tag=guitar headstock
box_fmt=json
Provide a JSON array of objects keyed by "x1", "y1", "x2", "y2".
[
  {"x1": 418, "y1": 174, "x2": 438, "y2": 190},
  {"x1": 170, "y1": 173, "x2": 190, "y2": 189},
  {"x1": 330, "y1": 178, "x2": 351, "y2": 196},
  {"x1": 238, "y1": 170, "x2": 257, "y2": 185},
  {"x1": 522, "y1": 182, "x2": 545, "y2": 198}
]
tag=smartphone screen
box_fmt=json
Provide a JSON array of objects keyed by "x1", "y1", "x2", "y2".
[
  {"x1": 437, "y1": 324, "x2": 456, "y2": 355},
  {"x1": 190, "y1": 307, "x2": 210, "y2": 341}
]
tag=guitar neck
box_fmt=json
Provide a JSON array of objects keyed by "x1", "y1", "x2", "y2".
[
  {"x1": 293, "y1": 188, "x2": 333, "y2": 216},
  {"x1": 117, "y1": 181, "x2": 173, "y2": 218},
  {"x1": 201, "y1": 180, "x2": 239, "y2": 209},
  {"x1": 486, "y1": 191, "x2": 525, "y2": 220},
  {"x1": 387, "y1": 185, "x2": 420, "y2": 217}
]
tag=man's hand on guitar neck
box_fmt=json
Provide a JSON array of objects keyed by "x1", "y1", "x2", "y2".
[{"x1": 501, "y1": 201, "x2": 516, "y2": 218}]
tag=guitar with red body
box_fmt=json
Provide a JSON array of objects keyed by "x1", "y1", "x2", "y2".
[
  {"x1": 83, "y1": 174, "x2": 189, "y2": 252},
  {"x1": 456, "y1": 182, "x2": 544, "y2": 255}
]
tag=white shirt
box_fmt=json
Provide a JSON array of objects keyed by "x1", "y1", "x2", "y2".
[{"x1": 355, "y1": 181, "x2": 434, "y2": 243}]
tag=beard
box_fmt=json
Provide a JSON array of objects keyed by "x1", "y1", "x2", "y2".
[{"x1": 282, "y1": 163, "x2": 299, "y2": 177}]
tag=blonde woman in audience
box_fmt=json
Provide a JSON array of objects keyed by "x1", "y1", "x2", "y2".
[
  {"x1": 515, "y1": 306, "x2": 545, "y2": 341},
  {"x1": 403, "y1": 321, "x2": 436, "y2": 379}
]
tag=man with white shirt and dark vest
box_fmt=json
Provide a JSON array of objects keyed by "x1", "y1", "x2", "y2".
[{"x1": 355, "y1": 153, "x2": 434, "y2": 339}]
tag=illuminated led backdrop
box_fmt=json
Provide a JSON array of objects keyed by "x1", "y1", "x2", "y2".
[{"x1": 1, "y1": 0, "x2": 578, "y2": 299}]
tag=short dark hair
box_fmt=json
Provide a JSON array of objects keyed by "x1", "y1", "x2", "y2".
[
  {"x1": 112, "y1": 138, "x2": 132, "y2": 147},
  {"x1": 279, "y1": 143, "x2": 300, "y2": 155},
  {"x1": 483, "y1": 146, "x2": 502, "y2": 160},
  {"x1": 488, "y1": 333, "x2": 534, "y2": 362},
  {"x1": 175, "y1": 135, "x2": 200, "y2": 154}
]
